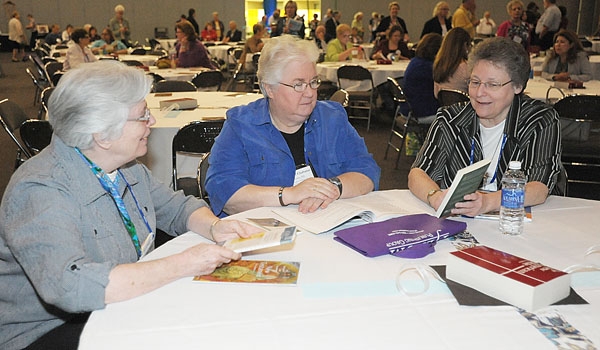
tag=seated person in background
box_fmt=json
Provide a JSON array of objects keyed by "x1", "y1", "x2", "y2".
[
  {"x1": 420, "y1": 1, "x2": 452, "y2": 38},
  {"x1": 63, "y1": 28, "x2": 98, "y2": 71},
  {"x1": 90, "y1": 28, "x2": 128, "y2": 55},
  {"x1": 241, "y1": 23, "x2": 266, "y2": 71},
  {"x1": 325, "y1": 24, "x2": 365, "y2": 62},
  {"x1": 206, "y1": 35, "x2": 380, "y2": 217},
  {"x1": 314, "y1": 24, "x2": 327, "y2": 62},
  {"x1": 496, "y1": 0, "x2": 530, "y2": 51},
  {"x1": 88, "y1": 26, "x2": 101, "y2": 42},
  {"x1": 433, "y1": 27, "x2": 471, "y2": 98},
  {"x1": 62, "y1": 24, "x2": 74, "y2": 43},
  {"x1": 45, "y1": 24, "x2": 62, "y2": 45},
  {"x1": 223, "y1": 21, "x2": 242, "y2": 42},
  {"x1": 175, "y1": 21, "x2": 216, "y2": 69},
  {"x1": 401, "y1": 33, "x2": 443, "y2": 123},
  {"x1": 200, "y1": 22, "x2": 217, "y2": 41},
  {"x1": 409, "y1": 37, "x2": 563, "y2": 217},
  {"x1": 0, "y1": 61, "x2": 257, "y2": 350},
  {"x1": 541, "y1": 29, "x2": 592, "y2": 82},
  {"x1": 370, "y1": 25, "x2": 411, "y2": 60}
]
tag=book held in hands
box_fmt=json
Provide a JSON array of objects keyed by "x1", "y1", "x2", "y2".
[
  {"x1": 221, "y1": 226, "x2": 297, "y2": 253},
  {"x1": 436, "y1": 159, "x2": 491, "y2": 218},
  {"x1": 446, "y1": 245, "x2": 570, "y2": 311}
]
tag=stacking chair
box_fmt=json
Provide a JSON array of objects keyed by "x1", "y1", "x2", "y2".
[
  {"x1": 20, "y1": 120, "x2": 53, "y2": 155},
  {"x1": 191, "y1": 70, "x2": 224, "y2": 91},
  {"x1": 226, "y1": 46, "x2": 241, "y2": 75},
  {"x1": 39, "y1": 87, "x2": 54, "y2": 120},
  {"x1": 172, "y1": 120, "x2": 225, "y2": 196},
  {"x1": 25, "y1": 67, "x2": 49, "y2": 107},
  {"x1": 130, "y1": 48, "x2": 147, "y2": 55},
  {"x1": 197, "y1": 152, "x2": 211, "y2": 203},
  {"x1": 436, "y1": 89, "x2": 470, "y2": 107},
  {"x1": 336, "y1": 65, "x2": 376, "y2": 131},
  {"x1": 552, "y1": 95, "x2": 600, "y2": 199},
  {"x1": 30, "y1": 55, "x2": 50, "y2": 85},
  {"x1": 383, "y1": 77, "x2": 429, "y2": 169},
  {"x1": 121, "y1": 60, "x2": 145, "y2": 67},
  {"x1": 152, "y1": 80, "x2": 197, "y2": 93},
  {"x1": 0, "y1": 99, "x2": 33, "y2": 169},
  {"x1": 44, "y1": 61, "x2": 63, "y2": 87},
  {"x1": 329, "y1": 89, "x2": 349, "y2": 107}
]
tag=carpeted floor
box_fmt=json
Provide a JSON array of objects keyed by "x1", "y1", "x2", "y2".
[{"x1": 0, "y1": 51, "x2": 415, "y2": 201}]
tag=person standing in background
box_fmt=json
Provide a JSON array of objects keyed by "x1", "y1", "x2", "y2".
[
  {"x1": 325, "y1": 10, "x2": 341, "y2": 42},
  {"x1": 8, "y1": 11, "x2": 26, "y2": 62},
  {"x1": 351, "y1": 12, "x2": 365, "y2": 43},
  {"x1": 535, "y1": 0, "x2": 561, "y2": 50},
  {"x1": 452, "y1": 0, "x2": 480, "y2": 38},
  {"x1": 476, "y1": 11, "x2": 497, "y2": 37},
  {"x1": 25, "y1": 14, "x2": 37, "y2": 51},
  {"x1": 497, "y1": 0, "x2": 530, "y2": 51},
  {"x1": 421, "y1": 2, "x2": 452, "y2": 38},
  {"x1": 187, "y1": 8, "x2": 200, "y2": 34},
  {"x1": 369, "y1": 12, "x2": 380, "y2": 42},
  {"x1": 309, "y1": 13, "x2": 319, "y2": 38},
  {"x1": 376, "y1": 2, "x2": 410, "y2": 42},
  {"x1": 210, "y1": 12, "x2": 225, "y2": 41},
  {"x1": 109, "y1": 4, "x2": 131, "y2": 47}
]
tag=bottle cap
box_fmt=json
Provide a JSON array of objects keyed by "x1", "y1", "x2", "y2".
[{"x1": 509, "y1": 160, "x2": 522, "y2": 170}]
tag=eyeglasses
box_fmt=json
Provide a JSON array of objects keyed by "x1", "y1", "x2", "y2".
[
  {"x1": 127, "y1": 108, "x2": 152, "y2": 123},
  {"x1": 279, "y1": 78, "x2": 321, "y2": 92},
  {"x1": 467, "y1": 79, "x2": 513, "y2": 91}
]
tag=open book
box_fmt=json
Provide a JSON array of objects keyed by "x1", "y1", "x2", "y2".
[
  {"x1": 436, "y1": 159, "x2": 491, "y2": 218},
  {"x1": 271, "y1": 191, "x2": 412, "y2": 234},
  {"x1": 221, "y1": 226, "x2": 297, "y2": 253},
  {"x1": 474, "y1": 206, "x2": 533, "y2": 222}
]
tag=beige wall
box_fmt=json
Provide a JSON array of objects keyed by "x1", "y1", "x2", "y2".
[{"x1": 4, "y1": 0, "x2": 599, "y2": 43}]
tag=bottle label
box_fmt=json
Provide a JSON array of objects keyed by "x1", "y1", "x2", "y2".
[{"x1": 501, "y1": 188, "x2": 524, "y2": 209}]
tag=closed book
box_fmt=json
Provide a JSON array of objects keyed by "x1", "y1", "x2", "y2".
[
  {"x1": 159, "y1": 97, "x2": 198, "y2": 110},
  {"x1": 447, "y1": 245, "x2": 570, "y2": 311},
  {"x1": 193, "y1": 260, "x2": 300, "y2": 285}
]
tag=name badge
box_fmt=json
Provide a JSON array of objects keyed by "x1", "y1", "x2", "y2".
[{"x1": 293, "y1": 164, "x2": 315, "y2": 186}]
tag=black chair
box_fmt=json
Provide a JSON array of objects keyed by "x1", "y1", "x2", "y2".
[
  {"x1": 20, "y1": 119, "x2": 53, "y2": 155},
  {"x1": 44, "y1": 61, "x2": 63, "y2": 87},
  {"x1": 121, "y1": 60, "x2": 145, "y2": 67},
  {"x1": 0, "y1": 99, "x2": 33, "y2": 168},
  {"x1": 25, "y1": 67, "x2": 49, "y2": 107},
  {"x1": 197, "y1": 152, "x2": 211, "y2": 203},
  {"x1": 172, "y1": 120, "x2": 225, "y2": 196},
  {"x1": 436, "y1": 89, "x2": 470, "y2": 107},
  {"x1": 191, "y1": 70, "x2": 224, "y2": 91},
  {"x1": 329, "y1": 89, "x2": 349, "y2": 107},
  {"x1": 152, "y1": 80, "x2": 197, "y2": 93},
  {"x1": 30, "y1": 55, "x2": 49, "y2": 85},
  {"x1": 154, "y1": 27, "x2": 169, "y2": 39},
  {"x1": 130, "y1": 48, "x2": 147, "y2": 55},
  {"x1": 39, "y1": 86, "x2": 54, "y2": 120},
  {"x1": 553, "y1": 95, "x2": 600, "y2": 199},
  {"x1": 147, "y1": 72, "x2": 165, "y2": 85},
  {"x1": 336, "y1": 65, "x2": 376, "y2": 131},
  {"x1": 383, "y1": 77, "x2": 430, "y2": 169}
]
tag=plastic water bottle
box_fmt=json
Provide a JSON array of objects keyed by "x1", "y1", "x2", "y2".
[{"x1": 499, "y1": 161, "x2": 526, "y2": 235}]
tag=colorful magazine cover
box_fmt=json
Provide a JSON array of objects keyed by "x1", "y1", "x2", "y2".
[{"x1": 193, "y1": 260, "x2": 300, "y2": 285}]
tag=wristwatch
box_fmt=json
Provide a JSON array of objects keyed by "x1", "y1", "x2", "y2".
[
  {"x1": 328, "y1": 177, "x2": 343, "y2": 199},
  {"x1": 426, "y1": 189, "x2": 441, "y2": 207}
]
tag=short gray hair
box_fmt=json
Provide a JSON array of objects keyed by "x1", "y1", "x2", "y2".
[
  {"x1": 257, "y1": 35, "x2": 319, "y2": 96},
  {"x1": 48, "y1": 60, "x2": 152, "y2": 149},
  {"x1": 468, "y1": 37, "x2": 530, "y2": 91}
]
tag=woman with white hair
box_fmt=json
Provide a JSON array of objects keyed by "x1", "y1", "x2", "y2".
[
  {"x1": 206, "y1": 35, "x2": 380, "y2": 217},
  {"x1": 0, "y1": 61, "x2": 257, "y2": 350},
  {"x1": 420, "y1": 1, "x2": 452, "y2": 38},
  {"x1": 109, "y1": 4, "x2": 131, "y2": 45}
]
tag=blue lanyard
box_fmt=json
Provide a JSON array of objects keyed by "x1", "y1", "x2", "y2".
[{"x1": 470, "y1": 133, "x2": 508, "y2": 185}]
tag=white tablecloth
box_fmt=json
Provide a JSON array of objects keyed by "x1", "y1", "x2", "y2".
[
  {"x1": 147, "y1": 66, "x2": 211, "y2": 81},
  {"x1": 531, "y1": 55, "x2": 600, "y2": 80},
  {"x1": 117, "y1": 54, "x2": 158, "y2": 67},
  {"x1": 140, "y1": 91, "x2": 262, "y2": 186},
  {"x1": 316, "y1": 60, "x2": 409, "y2": 89},
  {"x1": 206, "y1": 43, "x2": 237, "y2": 62},
  {"x1": 524, "y1": 78, "x2": 600, "y2": 102},
  {"x1": 79, "y1": 190, "x2": 600, "y2": 349}
]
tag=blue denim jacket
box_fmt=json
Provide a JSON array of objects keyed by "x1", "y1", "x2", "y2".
[{"x1": 206, "y1": 98, "x2": 380, "y2": 216}]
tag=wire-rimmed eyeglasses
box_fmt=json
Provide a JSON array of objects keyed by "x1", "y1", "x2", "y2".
[
  {"x1": 467, "y1": 79, "x2": 512, "y2": 91},
  {"x1": 279, "y1": 78, "x2": 322, "y2": 92},
  {"x1": 127, "y1": 108, "x2": 152, "y2": 123}
]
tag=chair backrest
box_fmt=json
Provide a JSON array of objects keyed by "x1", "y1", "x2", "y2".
[
  {"x1": 44, "y1": 61, "x2": 63, "y2": 86},
  {"x1": 147, "y1": 38, "x2": 161, "y2": 50},
  {"x1": 30, "y1": 55, "x2": 49, "y2": 82},
  {"x1": 172, "y1": 120, "x2": 225, "y2": 190},
  {"x1": 121, "y1": 60, "x2": 145, "y2": 67},
  {"x1": 0, "y1": 99, "x2": 33, "y2": 161},
  {"x1": 329, "y1": 89, "x2": 349, "y2": 107},
  {"x1": 51, "y1": 71, "x2": 64, "y2": 86},
  {"x1": 25, "y1": 67, "x2": 46, "y2": 90},
  {"x1": 152, "y1": 80, "x2": 197, "y2": 93},
  {"x1": 130, "y1": 48, "x2": 147, "y2": 55},
  {"x1": 20, "y1": 120, "x2": 53, "y2": 155},
  {"x1": 387, "y1": 77, "x2": 407, "y2": 104},
  {"x1": 553, "y1": 95, "x2": 600, "y2": 121},
  {"x1": 147, "y1": 72, "x2": 165, "y2": 84},
  {"x1": 437, "y1": 89, "x2": 470, "y2": 107},
  {"x1": 154, "y1": 27, "x2": 169, "y2": 39},
  {"x1": 198, "y1": 152, "x2": 210, "y2": 201},
  {"x1": 336, "y1": 65, "x2": 374, "y2": 90},
  {"x1": 191, "y1": 70, "x2": 224, "y2": 91},
  {"x1": 40, "y1": 87, "x2": 54, "y2": 114}
]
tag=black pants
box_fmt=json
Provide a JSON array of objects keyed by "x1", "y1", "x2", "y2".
[{"x1": 24, "y1": 313, "x2": 90, "y2": 350}]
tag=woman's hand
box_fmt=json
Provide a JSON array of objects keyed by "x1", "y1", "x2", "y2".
[
  {"x1": 178, "y1": 243, "x2": 241, "y2": 277},
  {"x1": 553, "y1": 72, "x2": 570, "y2": 81},
  {"x1": 287, "y1": 178, "x2": 339, "y2": 213},
  {"x1": 210, "y1": 219, "x2": 261, "y2": 243}
]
